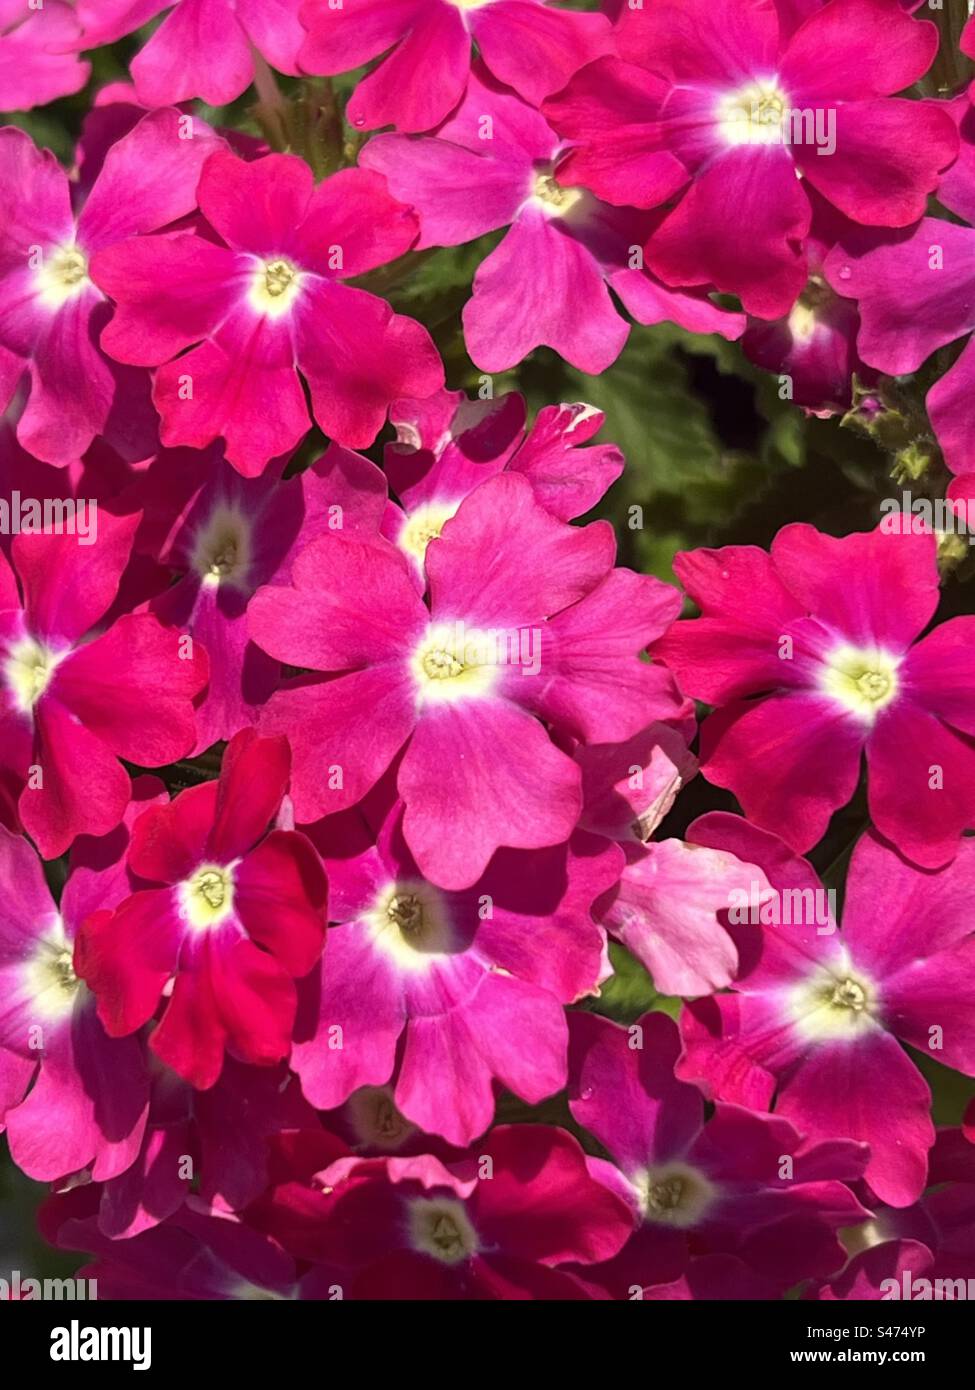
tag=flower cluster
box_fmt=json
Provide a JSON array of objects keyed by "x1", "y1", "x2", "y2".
[{"x1": 1, "y1": 0, "x2": 974, "y2": 1304}]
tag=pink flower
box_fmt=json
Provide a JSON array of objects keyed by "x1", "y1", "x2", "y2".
[
  {"x1": 654, "y1": 523, "x2": 975, "y2": 868},
  {"x1": 824, "y1": 126, "x2": 975, "y2": 475},
  {"x1": 813, "y1": 1130, "x2": 975, "y2": 1298},
  {"x1": 567, "y1": 1010, "x2": 869, "y2": 1296},
  {"x1": 92, "y1": 150, "x2": 444, "y2": 474},
  {"x1": 256, "y1": 1124, "x2": 635, "y2": 1298},
  {"x1": 362, "y1": 69, "x2": 745, "y2": 373},
  {"x1": 77, "y1": 0, "x2": 305, "y2": 108},
  {"x1": 383, "y1": 387, "x2": 624, "y2": 586},
  {"x1": 299, "y1": 0, "x2": 613, "y2": 134},
  {"x1": 76, "y1": 730, "x2": 328, "y2": 1089},
  {"x1": 741, "y1": 193, "x2": 876, "y2": 414},
  {"x1": 543, "y1": 0, "x2": 957, "y2": 318},
  {"x1": 249, "y1": 472, "x2": 684, "y2": 888},
  {"x1": 0, "y1": 783, "x2": 164, "y2": 1185},
  {"x1": 92, "y1": 1058, "x2": 317, "y2": 1239},
  {"x1": 43, "y1": 1186, "x2": 316, "y2": 1300},
  {"x1": 0, "y1": 0, "x2": 89, "y2": 112},
  {"x1": 0, "y1": 521, "x2": 207, "y2": 858},
  {"x1": 678, "y1": 816, "x2": 975, "y2": 1207},
  {"x1": 0, "y1": 110, "x2": 224, "y2": 465},
  {"x1": 290, "y1": 790, "x2": 615, "y2": 1145},
  {"x1": 132, "y1": 441, "x2": 388, "y2": 750}
]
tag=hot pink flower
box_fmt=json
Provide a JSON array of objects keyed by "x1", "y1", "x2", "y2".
[
  {"x1": 567, "y1": 1010, "x2": 869, "y2": 1296},
  {"x1": 44, "y1": 1186, "x2": 318, "y2": 1300},
  {"x1": 92, "y1": 1058, "x2": 317, "y2": 1239},
  {"x1": 678, "y1": 816, "x2": 975, "y2": 1207},
  {"x1": 654, "y1": 523, "x2": 975, "y2": 868},
  {"x1": 256, "y1": 1124, "x2": 635, "y2": 1299},
  {"x1": 362, "y1": 69, "x2": 745, "y2": 374},
  {"x1": 543, "y1": 0, "x2": 957, "y2": 318},
  {"x1": 299, "y1": 0, "x2": 613, "y2": 134},
  {"x1": 291, "y1": 791, "x2": 615, "y2": 1145},
  {"x1": 76, "y1": 730, "x2": 328, "y2": 1089},
  {"x1": 249, "y1": 471, "x2": 684, "y2": 888},
  {"x1": 133, "y1": 441, "x2": 388, "y2": 750},
  {"x1": 0, "y1": 110, "x2": 223, "y2": 465},
  {"x1": 0, "y1": 0, "x2": 89, "y2": 112},
  {"x1": 824, "y1": 132, "x2": 975, "y2": 475},
  {"x1": 0, "y1": 782, "x2": 164, "y2": 1185},
  {"x1": 92, "y1": 150, "x2": 444, "y2": 474},
  {"x1": 741, "y1": 193, "x2": 876, "y2": 413},
  {"x1": 0, "y1": 521, "x2": 207, "y2": 858},
  {"x1": 383, "y1": 387, "x2": 624, "y2": 586},
  {"x1": 77, "y1": 0, "x2": 305, "y2": 108}
]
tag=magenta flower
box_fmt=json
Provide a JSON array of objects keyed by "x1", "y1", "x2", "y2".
[
  {"x1": 0, "y1": 0, "x2": 89, "y2": 112},
  {"x1": 0, "y1": 783, "x2": 165, "y2": 1185},
  {"x1": 362, "y1": 69, "x2": 745, "y2": 373},
  {"x1": 595, "y1": 810, "x2": 774, "y2": 999},
  {"x1": 543, "y1": 0, "x2": 957, "y2": 318},
  {"x1": 77, "y1": 0, "x2": 305, "y2": 107},
  {"x1": 813, "y1": 1130, "x2": 975, "y2": 1298},
  {"x1": 92, "y1": 150, "x2": 444, "y2": 475},
  {"x1": 92, "y1": 1058, "x2": 316, "y2": 1240},
  {"x1": 44, "y1": 1188, "x2": 313, "y2": 1300},
  {"x1": 383, "y1": 387, "x2": 624, "y2": 586},
  {"x1": 824, "y1": 139, "x2": 975, "y2": 475},
  {"x1": 0, "y1": 110, "x2": 223, "y2": 465},
  {"x1": 678, "y1": 816, "x2": 975, "y2": 1207},
  {"x1": 249, "y1": 472, "x2": 684, "y2": 888},
  {"x1": 654, "y1": 523, "x2": 975, "y2": 868},
  {"x1": 567, "y1": 1010, "x2": 869, "y2": 1296},
  {"x1": 76, "y1": 730, "x2": 328, "y2": 1089},
  {"x1": 299, "y1": 0, "x2": 613, "y2": 134},
  {"x1": 257, "y1": 1125, "x2": 635, "y2": 1299},
  {"x1": 0, "y1": 520, "x2": 207, "y2": 858},
  {"x1": 291, "y1": 793, "x2": 615, "y2": 1145},
  {"x1": 741, "y1": 193, "x2": 876, "y2": 414},
  {"x1": 133, "y1": 441, "x2": 388, "y2": 751}
]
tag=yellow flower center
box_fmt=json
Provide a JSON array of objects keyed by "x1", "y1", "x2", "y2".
[
  {"x1": 634, "y1": 1163, "x2": 716, "y2": 1228},
  {"x1": 718, "y1": 79, "x2": 788, "y2": 145},
  {"x1": 532, "y1": 171, "x2": 584, "y2": 217},
  {"x1": 249, "y1": 256, "x2": 302, "y2": 317},
  {"x1": 821, "y1": 645, "x2": 900, "y2": 721},
  {"x1": 5, "y1": 636, "x2": 62, "y2": 713},
  {"x1": 36, "y1": 244, "x2": 90, "y2": 308},
  {"x1": 411, "y1": 623, "x2": 499, "y2": 703},
  {"x1": 24, "y1": 927, "x2": 81, "y2": 1021},
  {"x1": 369, "y1": 880, "x2": 454, "y2": 970},
  {"x1": 399, "y1": 502, "x2": 458, "y2": 565},
  {"x1": 409, "y1": 1198, "x2": 479, "y2": 1264},
  {"x1": 191, "y1": 505, "x2": 251, "y2": 588},
  {"x1": 790, "y1": 958, "x2": 879, "y2": 1042},
  {"x1": 181, "y1": 864, "x2": 235, "y2": 930}
]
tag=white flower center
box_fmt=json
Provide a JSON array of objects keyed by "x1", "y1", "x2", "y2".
[
  {"x1": 409, "y1": 1197, "x2": 479, "y2": 1264},
  {"x1": 191, "y1": 504, "x2": 252, "y2": 588},
  {"x1": 249, "y1": 256, "x2": 302, "y2": 317},
  {"x1": 180, "y1": 863, "x2": 236, "y2": 930},
  {"x1": 369, "y1": 879, "x2": 454, "y2": 971},
  {"x1": 398, "y1": 502, "x2": 459, "y2": 565},
  {"x1": 821, "y1": 645, "x2": 900, "y2": 721},
  {"x1": 4, "y1": 636, "x2": 63, "y2": 713},
  {"x1": 633, "y1": 1162, "x2": 716, "y2": 1228},
  {"x1": 532, "y1": 170, "x2": 584, "y2": 217},
  {"x1": 789, "y1": 957, "x2": 880, "y2": 1043},
  {"x1": 36, "y1": 244, "x2": 90, "y2": 309},
  {"x1": 410, "y1": 622, "x2": 499, "y2": 703},
  {"x1": 717, "y1": 79, "x2": 789, "y2": 146},
  {"x1": 24, "y1": 922, "x2": 81, "y2": 1022}
]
